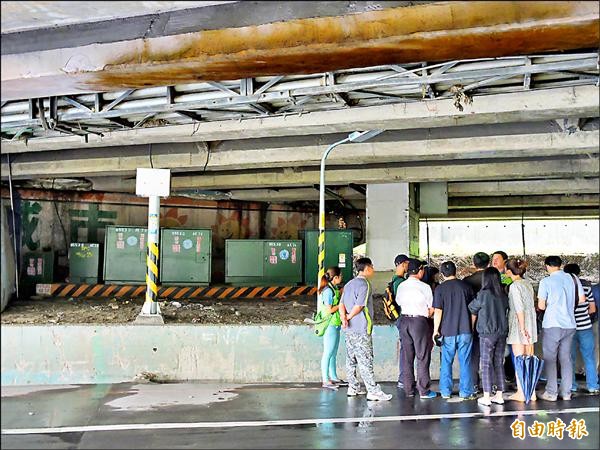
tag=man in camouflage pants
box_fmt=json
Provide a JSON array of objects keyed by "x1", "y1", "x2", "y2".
[{"x1": 340, "y1": 257, "x2": 392, "y2": 401}]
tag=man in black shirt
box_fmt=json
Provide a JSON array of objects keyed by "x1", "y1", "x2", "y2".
[
  {"x1": 463, "y1": 252, "x2": 489, "y2": 293},
  {"x1": 433, "y1": 261, "x2": 476, "y2": 400},
  {"x1": 462, "y1": 251, "x2": 489, "y2": 394}
]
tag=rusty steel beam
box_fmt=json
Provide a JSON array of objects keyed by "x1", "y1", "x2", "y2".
[{"x1": 2, "y1": 1, "x2": 599, "y2": 101}]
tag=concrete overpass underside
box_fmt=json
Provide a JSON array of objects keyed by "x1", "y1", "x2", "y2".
[{"x1": 1, "y1": 1, "x2": 599, "y2": 221}]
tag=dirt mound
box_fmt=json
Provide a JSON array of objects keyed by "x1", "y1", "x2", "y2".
[{"x1": 2, "y1": 254, "x2": 596, "y2": 326}]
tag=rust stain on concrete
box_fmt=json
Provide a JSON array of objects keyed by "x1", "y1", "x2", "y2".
[
  {"x1": 2, "y1": 1, "x2": 598, "y2": 100},
  {"x1": 86, "y1": 1, "x2": 599, "y2": 91}
]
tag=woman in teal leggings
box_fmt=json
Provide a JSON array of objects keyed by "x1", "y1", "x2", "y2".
[{"x1": 320, "y1": 267, "x2": 346, "y2": 390}]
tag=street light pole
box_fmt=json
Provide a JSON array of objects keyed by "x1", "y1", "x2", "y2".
[{"x1": 317, "y1": 130, "x2": 384, "y2": 288}]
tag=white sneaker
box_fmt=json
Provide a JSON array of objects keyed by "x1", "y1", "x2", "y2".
[
  {"x1": 347, "y1": 386, "x2": 367, "y2": 396},
  {"x1": 366, "y1": 391, "x2": 392, "y2": 401},
  {"x1": 491, "y1": 394, "x2": 504, "y2": 404},
  {"x1": 477, "y1": 397, "x2": 492, "y2": 407}
]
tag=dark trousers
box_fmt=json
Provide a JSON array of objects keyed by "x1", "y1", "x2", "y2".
[
  {"x1": 504, "y1": 345, "x2": 515, "y2": 382},
  {"x1": 479, "y1": 334, "x2": 506, "y2": 394},
  {"x1": 395, "y1": 319, "x2": 406, "y2": 382},
  {"x1": 400, "y1": 316, "x2": 432, "y2": 395},
  {"x1": 471, "y1": 330, "x2": 480, "y2": 388}
]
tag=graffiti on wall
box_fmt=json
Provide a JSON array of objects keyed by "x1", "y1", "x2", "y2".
[
  {"x1": 211, "y1": 210, "x2": 253, "y2": 251},
  {"x1": 21, "y1": 201, "x2": 41, "y2": 250},
  {"x1": 12, "y1": 191, "x2": 323, "y2": 261},
  {"x1": 270, "y1": 212, "x2": 310, "y2": 240},
  {"x1": 69, "y1": 203, "x2": 117, "y2": 243},
  {"x1": 160, "y1": 208, "x2": 189, "y2": 228}
]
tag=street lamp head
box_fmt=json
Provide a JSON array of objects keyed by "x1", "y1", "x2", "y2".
[{"x1": 347, "y1": 129, "x2": 384, "y2": 143}]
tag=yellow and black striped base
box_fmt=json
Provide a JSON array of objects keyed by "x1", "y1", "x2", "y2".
[
  {"x1": 146, "y1": 242, "x2": 159, "y2": 304},
  {"x1": 36, "y1": 284, "x2": 317, "y2": 300}
]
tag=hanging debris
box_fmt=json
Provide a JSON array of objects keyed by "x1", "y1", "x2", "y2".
[{"x1": 449, "y1": 84, "x2": 473, "y2": 112}]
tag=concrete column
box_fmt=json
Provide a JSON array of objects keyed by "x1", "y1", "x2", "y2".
[{"x1": 366, "y1": 183, "x2": 419, "y2": 291}]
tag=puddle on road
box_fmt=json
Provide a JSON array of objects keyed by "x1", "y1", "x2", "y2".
[{"x1": 104, "y1": 383, "x2": 241, "y2": 411}]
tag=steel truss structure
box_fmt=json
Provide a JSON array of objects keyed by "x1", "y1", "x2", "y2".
[{"x1": 1, "y1": 52, "x2": 598, "y2": 142}]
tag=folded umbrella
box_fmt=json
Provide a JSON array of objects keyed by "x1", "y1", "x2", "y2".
[{"x1": 515, "y1": 355, "x2": 544, "y2": 404}]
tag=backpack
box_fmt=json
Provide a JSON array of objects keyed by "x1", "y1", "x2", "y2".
[
  {"x1": 382, "y1": 280, "x2": 401, "y2": 322},
  {"x1": 313, "y1": 283, "x2": 340, "y2": 336}
]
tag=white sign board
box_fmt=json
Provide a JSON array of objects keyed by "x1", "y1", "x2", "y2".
[{"x1": 136, "y1": 168, "x2": 171, "y2": 197}]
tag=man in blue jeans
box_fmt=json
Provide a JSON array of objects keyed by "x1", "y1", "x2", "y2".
[
  {"x1": 432, "y1": 261, "x2": 476, "y2": 400},
  {"x1": 538, "y1": 256, "x2": 585, "y2": 401},
  {"x1": 564, "y1": 264, "x2": 599, "y2": 394}
]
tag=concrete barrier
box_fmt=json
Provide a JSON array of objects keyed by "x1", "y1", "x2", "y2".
[{"x1": 1, "y1": 324, "x2": 455, "y2": 386}]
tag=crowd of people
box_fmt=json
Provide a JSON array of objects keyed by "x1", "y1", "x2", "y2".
[{"x1": 316, "y1": 251, "x2": 599, "y2": 405}]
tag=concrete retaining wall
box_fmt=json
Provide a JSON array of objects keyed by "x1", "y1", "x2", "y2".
[{"x1": 1, "y1": 324, "x2": 452, "y2": 386}]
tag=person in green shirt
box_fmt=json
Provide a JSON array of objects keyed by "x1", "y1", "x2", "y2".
[
  {"x1": 393, "y1": 254, "x2": 410, "y2": 296},
  {"x1": 492, "y1": 251, "x2": 513, "y2": 288},
  {"x1": 393, "y1": 254, "x2": 409, "y2": 388},
  {"x1": 319, "y1": 267, "x2": 345, "y2": 390}
]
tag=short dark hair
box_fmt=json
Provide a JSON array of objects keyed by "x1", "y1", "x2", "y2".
[
  {"x1": 407, "y1": 258, "x2": 424, "y2": 275},
  {"x1": 394, "y1": 254, "x2": 409, "y2": 266},
  {"x1": 473, "y1": 252, "x2": 490, "y2": 269},
  {"x1": 492, "y1": 251, "x2": 508, "y2": 261},
  {"x1": 564, "y1": 263, "x2": 581, "y2": 276},
  {"x1": 544, "y1": 255, "x2": 562, "y2": 267},
  {"x1": 423, "y1": 266, "x2": 439, "y2": 285},
  {"x1": 440, "y1": 261, "x2": 456, "y2": 277},
  {"x1": 355, "y1": 257, "x2": 373, "y2": 273}
]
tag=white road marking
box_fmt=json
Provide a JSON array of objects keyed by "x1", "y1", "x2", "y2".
[{"x1": 2, "y1": 407, "x2": 597, "y2": 435}]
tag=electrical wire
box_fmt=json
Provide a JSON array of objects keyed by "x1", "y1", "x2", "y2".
[
  {"x1": 202, "y1": 143, "x2": 211, "y2": 172},
  {"x1": 148, "y1": 143, "x2": 154, "y2": 168},
  {"x1": 51, "y1": 179, "x2": 69, "y2": 253}
]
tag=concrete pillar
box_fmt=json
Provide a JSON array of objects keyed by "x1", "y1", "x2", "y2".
[
  {"x1": 1, "y1": 199, "x2": 17, "y2": 312},
  {"x1": 366, "y1": 183, "x2": 419, "y2": 292}
]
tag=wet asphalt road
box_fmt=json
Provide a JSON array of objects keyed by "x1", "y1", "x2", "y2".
[{"x1": 2, "y1": 382, "x2": 598, "y2": 449}]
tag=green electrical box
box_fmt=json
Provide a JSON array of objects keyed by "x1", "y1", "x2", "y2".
[
  {"x1": 300, "y1": 230, "x2": 354, "y2": 286},
  {"x1": 103, "y1": 226, "x2": 148, "y2": 284},
  {"x1": 225, "y1": 239, "x2": 303, "y2": 285},
  {"x1": 69, "y1": 243, "x2": 102, "y2": 283},
  {"x1": 21, "y1": 250, "x2": 56, "y2": 297},
  {"x1": 160, "y1": 228, "x2": 212, "y2": 285}
]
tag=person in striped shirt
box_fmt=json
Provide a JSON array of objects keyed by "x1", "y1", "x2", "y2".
[{"x1": 564, "y1": 263, "x2": 599, "y2": 394}]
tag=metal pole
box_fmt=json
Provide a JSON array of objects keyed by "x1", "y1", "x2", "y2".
[
  {"x1": 144, "y1": 195, "x2": 160, "y2": 315},
  {"x1": 521, "y1": 213, "x2": 526, "y2": 257},
  {"x1": 7, "y1": 154, "x2": 20, "y2": 298},
  {"x1": 426, "y1": 218, "x2": 431, "y2": 266},
  {"x1": 318, "y1": 137, "x2": 350, "y2": 288}
]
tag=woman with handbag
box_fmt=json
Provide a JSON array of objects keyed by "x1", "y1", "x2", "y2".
[{"x1": 318, "y1": 267, "x2": 346, "y2": 390}]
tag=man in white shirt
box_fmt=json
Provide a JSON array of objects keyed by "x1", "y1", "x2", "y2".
[{"x1": 396, "y1": 258, "x2": 436, "y2": 399}]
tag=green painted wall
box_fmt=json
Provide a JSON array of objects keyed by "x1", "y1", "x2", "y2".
[{"x1": 1, "y1": 324, "x2": 454, "y2": 385}]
